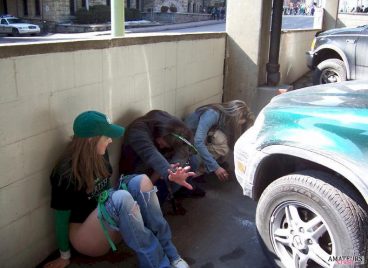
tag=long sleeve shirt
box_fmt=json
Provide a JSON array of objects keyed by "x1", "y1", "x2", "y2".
[{"x1": 185, "y1": 109, "x2": 221, "y2": 172}]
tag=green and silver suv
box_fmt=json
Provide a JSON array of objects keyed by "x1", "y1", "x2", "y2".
[{"x1": 234, "y1": 81, "x2": 368, "y2": 267}]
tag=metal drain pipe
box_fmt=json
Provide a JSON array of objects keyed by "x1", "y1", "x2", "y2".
[{"x1": 266, "y1": 0, "x2": 283, "y2": 86}]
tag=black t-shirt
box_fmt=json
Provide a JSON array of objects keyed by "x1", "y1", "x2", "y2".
[{"x1": 50, "y1": 155, "x2": 112, "y2": 223}]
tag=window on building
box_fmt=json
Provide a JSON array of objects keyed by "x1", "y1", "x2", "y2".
[
  {"x1": 106, "y1": 0, "x2": 110, "y2": 6},
  {"x1": 3, "y1": 0, "x2": 8, "y2": 14},
  {"x1": 70, "y1": 0, "x2": 75, "y2": 15},
  {"x1": 82, "y1": 0, "x2": 86, "y2": 8},
  {"x1": 127, "y1": 0, "x2": 131, "y2": 8},
  {"x1": 136, "y1": 0, "x2": 139, "y2": 10},
  {"x1": 23, "y1": 0, "x2": 29, "y2": 16},
  {"x1": 35, "y1": 0, "x2": 41, "y2": 16}
]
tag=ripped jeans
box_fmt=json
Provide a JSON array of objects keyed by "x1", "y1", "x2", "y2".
[{"x1": 103, "y1": 174, "x2": 179, "y2": 268}]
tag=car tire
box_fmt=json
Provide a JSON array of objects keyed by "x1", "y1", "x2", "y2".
[
  {"x1": 12, "y1": 28, "x2": 19, "y2": 37},
  {"x1": 313, "y1": 59, "x2": 347, "y2": 85},
  {"x1": 256, "y1": 170, "x2": 367, "y2": 268}
]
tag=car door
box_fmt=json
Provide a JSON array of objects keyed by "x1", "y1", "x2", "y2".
[
  {"x1": 355, "y1": 26, "x2": 368, "y2": 79},
  {"x1": 0, "y1": 18, "x2": 12, "y2": 34},
  {"x1": 0, "y1": 19, "x2": 7, "y2": 34}
]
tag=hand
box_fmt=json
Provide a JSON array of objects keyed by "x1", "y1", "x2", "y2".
[
  {"x1": 168, "y1": 166, "x2": 196, "y2": 190},
  {"x1": 215, "y1": 167, "x2": 229, "y2": 181},
  {"x1": 169, "y1": 163, "x2": 180, "y2": 172},
  {"x1": 43, "y1": 257, "x2": 70, "y2": 268}
]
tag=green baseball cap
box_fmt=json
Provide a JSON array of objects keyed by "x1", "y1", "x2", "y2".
[{"x1": 73, "y1": 111, "x2": 125, "y2": 138}]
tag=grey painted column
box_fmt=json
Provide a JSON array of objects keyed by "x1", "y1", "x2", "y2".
[
  {"x1": 224, "y1": 0, "x2": 272, "y2": 110},
  {"x1": 111, "y1": 0, "x2": 125, "y2": 37},
  {"x1": 322, "y1": 0, "x2": 339, "y2": 30}
]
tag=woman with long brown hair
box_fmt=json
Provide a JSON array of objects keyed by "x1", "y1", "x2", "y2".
[
  {"x1": 184, "y1": 100, "x2": 254, "y2": 181},
  {"x1": 119, "y1": 110, "x2": 200, "y2": 206},
  {"x1": 44, "y1": 111, "x2": 189, "y2": 268}
]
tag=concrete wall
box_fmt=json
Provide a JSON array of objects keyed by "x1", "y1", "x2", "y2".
[
  {"x1": 322, "y1": 0, "x2": 339, "y2": 30},
  {"x1": 224, "y1": 0, "x2": 271, "y2": 111},
  {"x1": 337, "y1": 13, "x2": 368, "y2": 27},
  {"x1": 279, "y1": 29, "x2": 319, "y2": 84},
  {"x1": 0, "y1": 33, "x2": 225, "y2": 268}
]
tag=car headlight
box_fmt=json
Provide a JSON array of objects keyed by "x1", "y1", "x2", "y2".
[
  {"x1": 235, "y1": 157, "x2": 247, "y2": 174},
  {"x1": 310, "y1": 38, "x2": 316, "y2": 51},
  {"x1": 234, "y1": 110, "x2": 265, "y2": 175}
]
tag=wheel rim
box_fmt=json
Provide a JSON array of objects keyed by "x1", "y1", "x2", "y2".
[
  {"x1": 270, "y1": 201, "x2": 336, "y2": 268},
  {"x1": 319, "y1": 69, "x2": 341, "y2": 84}
]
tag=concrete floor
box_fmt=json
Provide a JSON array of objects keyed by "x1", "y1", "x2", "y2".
[
  {"x1": 44, "y1": 175, "x2": 270, "y2": 268},
  {"x1": 165, "y1": 176, "x2": 270, "y2": 268}
]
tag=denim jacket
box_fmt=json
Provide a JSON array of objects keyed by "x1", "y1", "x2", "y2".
[{"x1": 184, "y1": 109, "x2": 220, "y2": 172}]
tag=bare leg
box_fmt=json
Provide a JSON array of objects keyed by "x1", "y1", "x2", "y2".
[{"x1": 69, "y1": 209, "x2": 121, "y2": 257}]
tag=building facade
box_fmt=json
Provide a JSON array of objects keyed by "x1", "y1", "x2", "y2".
[
  {"x1": 0, "y1": 0, "x2": 114, "y2": 23},
  {"x1": 0, "y1": 0, "x2": 224, "y2": 24}
]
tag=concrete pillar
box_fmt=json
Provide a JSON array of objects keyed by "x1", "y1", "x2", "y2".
[
  {"x1": 111, "y1": 0, "x2": 125, "y2": 37},
  {"x1": 224, "y1": 0, "x2": 272, "y2": 112},
  {"x1": 322, "y1": 0, "x2": 339, "y2": 30}
]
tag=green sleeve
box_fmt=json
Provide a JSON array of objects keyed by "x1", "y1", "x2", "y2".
[{"x1": 54, "y1": 210, "x2": 71, "y2": 252}]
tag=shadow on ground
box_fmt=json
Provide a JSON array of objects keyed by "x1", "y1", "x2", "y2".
[{"x1": 293, "y1": 71, "x2": 313, "y2": 89}]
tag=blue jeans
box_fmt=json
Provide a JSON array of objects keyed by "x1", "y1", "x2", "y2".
[{"x1": 104, "y1": 175, "x2": 179, "y2": 268}]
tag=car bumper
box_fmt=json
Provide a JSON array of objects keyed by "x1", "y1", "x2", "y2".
[
  {"x1": 234, "y1": 126, "x2": 265, "y2": 199},
  {"x1": 306, "y1": 51, "x2": 314, "y2": 70},
  {"x1": 18, "y1": 28, "x2": 40, "y2": 34}
]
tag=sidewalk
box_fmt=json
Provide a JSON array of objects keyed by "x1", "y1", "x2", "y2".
[
  {"x1": 126, "y1": 20, "x2": 225, "y2": 33},
  {"x1": 91, "y1": 20, "x2": 225, "y2": 36},
  {"x1": 55, "y1": 20, "x2": 225, "y2": 37}
]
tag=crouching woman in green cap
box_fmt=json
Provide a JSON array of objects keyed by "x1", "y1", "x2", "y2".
[{"x1": 44, "y1": 111, "x2": 189, "y2": 268}]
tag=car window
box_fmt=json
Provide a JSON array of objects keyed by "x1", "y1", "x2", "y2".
[
  {"x1": 1, "y1": 19, "x2": 7, "y2": 25},
  {"x1": 7, "y1": 18, "x2": 22, "y2": 24}
]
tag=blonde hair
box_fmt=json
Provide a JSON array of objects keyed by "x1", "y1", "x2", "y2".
[
  {"x1": 197, "y1": 100, "x2": 254, "y2": 147},
  {"x1": 59, "y1": 136, "x2": 110, "y2": 192}
]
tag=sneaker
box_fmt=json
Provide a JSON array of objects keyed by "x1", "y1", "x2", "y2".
[{"x1": 171, "y1": 257, "x2": 189, "y2": 268}]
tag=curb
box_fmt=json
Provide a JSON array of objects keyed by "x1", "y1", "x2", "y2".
[{"x1": 127, "y1": 20, "x2": 225, "y2": 33}]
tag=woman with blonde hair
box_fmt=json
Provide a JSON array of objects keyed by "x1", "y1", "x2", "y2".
[
  {"x1": 44, "y1": 111, "x2": 189, "y2": 268},
  {"x1": 184, "y1": 100, "x2": 254, "y2": 181}
]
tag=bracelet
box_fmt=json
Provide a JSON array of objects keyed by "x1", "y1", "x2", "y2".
[{"x1": 60, "y1": 250, "x2": 71, "y2": 260}]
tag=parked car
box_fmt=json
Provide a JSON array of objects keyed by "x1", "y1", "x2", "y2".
[
  {"x1": 0, "y1": 15, "x2": 40, "y2": 36},
  {"x1": 306, "y1": 25, "x2": 368, "y2": 85},
  {"x1": 234, "y1": 81, "x2": 368, "y2": 267}
]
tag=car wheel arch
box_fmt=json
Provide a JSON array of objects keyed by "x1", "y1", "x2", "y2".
[
  {"x1": 314, "y1": 45, "x2": 351, "y2": 79},
  {"x1": 252, "y1": 146, "x2": 367, "y2": 206}
]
